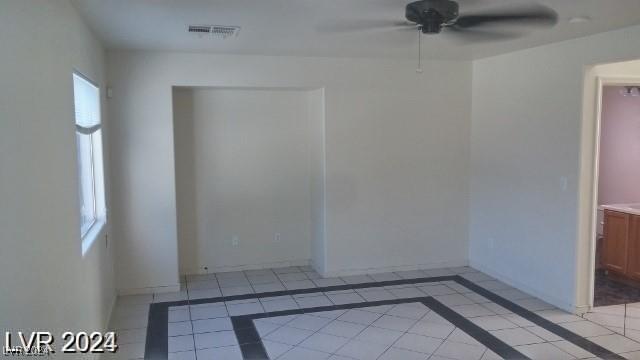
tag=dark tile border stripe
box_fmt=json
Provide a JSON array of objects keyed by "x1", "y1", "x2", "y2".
[
  {"x1": 232, "y1": 296, "x2": 529, "y2": 360},
  {"x1": 144, "y1": 274, "x2": 624, "y2": 360},
  {"x1": 145, "y1": 276, "x2": 449, "y2": 360},
  {"x1": 456, "y1": 277, "x2": 626, "y2": 360},
  {"x1": 188, "y1": 275, "x2": 451, "y2": 306},
  {"x1": 145, "y1": 300, "x2": 188, "y2": 360},
  {"x1": 422, "y1": 297, "x2": 526, "y2": 359},
  {"x1": 145, "y1": 302, "x2": 169, "y2": 360}
]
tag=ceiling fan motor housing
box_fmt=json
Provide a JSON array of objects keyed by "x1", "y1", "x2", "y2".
[{"x1": 406, "y1": 0, "x2": 459, "y2": 33}]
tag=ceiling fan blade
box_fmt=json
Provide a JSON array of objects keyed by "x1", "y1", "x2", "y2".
[
  {"x1": 444, "y1": 26, "x2": 521, "y2": 43},
  {"x1": 454, "y1": 4, "x2": 557, "y2": 29},
  {"x1": 316, "y1": 19, "x2": 414, "y2": 33}
]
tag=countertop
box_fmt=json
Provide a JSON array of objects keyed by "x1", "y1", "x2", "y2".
[{"x1": 600, "y1": 203, "x2": 640, "y2": 216}]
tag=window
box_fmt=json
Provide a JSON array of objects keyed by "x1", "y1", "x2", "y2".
[{"x1": 73, "y1": 73, "x2": 106, "y2": 252}]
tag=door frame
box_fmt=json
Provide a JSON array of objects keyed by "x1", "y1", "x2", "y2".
[{"x1": 585, "y1": 76, "x2": 640, "y2": 309}]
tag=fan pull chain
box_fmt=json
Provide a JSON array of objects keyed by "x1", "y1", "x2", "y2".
[{"x1": 416, "y1": 28, "x2": 423, "y2": 74}]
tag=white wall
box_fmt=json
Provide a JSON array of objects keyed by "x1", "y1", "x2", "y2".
[
  {"x1": 469, "y1": 25, "x2": 640, "y2": 312},
  {"x1": 309, "y1": 89, "x2": 327, "y2": 274},
  {"x1": 0, "y1": 0, "x2": 115, "y2": 349},
  {"x1": 173, "y1": 87, "x2": 319, "y2": 274},
  {"x1": 108, "y1": 51, "x2": 471, "y2": 291}
]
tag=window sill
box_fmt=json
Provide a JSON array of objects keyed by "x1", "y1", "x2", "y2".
[{"x1": 81, "y1": 219, "x2": 106, "y2": 256}]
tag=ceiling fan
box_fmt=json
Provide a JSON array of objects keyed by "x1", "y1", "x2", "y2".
[{"x1": 319, "y1": 0, "x2": 558, "y2": 43}]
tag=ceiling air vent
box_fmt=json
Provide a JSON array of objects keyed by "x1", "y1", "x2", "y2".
[{"x1": 188, "y1": 25, "x2": 240, "y2": 39}]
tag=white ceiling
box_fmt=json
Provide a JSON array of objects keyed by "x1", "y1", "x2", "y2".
[{"x1": 72, "y1": 0, "x2": 640, "y2": 60}]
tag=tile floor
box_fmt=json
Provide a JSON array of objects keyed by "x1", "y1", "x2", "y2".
[
  {"x1": 104, "y1": 266, "x2": 640, "y2": 360},
  {"x1": 256, "y1": 304, "x2": 498, "y2": 360},
  {"x1": 594, "y1": 271, "x2": 640, "y2": 307}
]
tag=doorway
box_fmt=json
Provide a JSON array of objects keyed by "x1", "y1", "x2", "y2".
[
  {"x1": 590, "y1": 81, "x2": 640, "y2": 307},
  {"x1": 576, "y1": 59, "x2": 640, "y2": 317}
]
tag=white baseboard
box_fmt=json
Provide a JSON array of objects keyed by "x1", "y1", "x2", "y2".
[
  {"x1": 118, "y1": 284, "x2": 181, "y2": 296},
  {"x1": 469, "y1": 260, "x2": 578, "y2": 313},
  {"x1": 104, "y1": 292, "x2": 117, "y2": 329},
  {"x1": 119, "y1": 260, "x2": 311, "y2": 295},
  {"x1": 574, "y1": 304, "x2": 591, "y2": 315},
  {"x1": 321, "y1": 259, "x2": 469, "y2": 278},
  {"x1": 119, "y1": 259, "x2": 472, "y2": 295},
  {"x1": 181, "y1": 259, "x2": 311, "y2": 276},
  {"x1": 97, "y1": 294, "x2": 118, "y2": 360},
  {"x1": 310, "y1": 259, "x2": 326, "y2": 277}
]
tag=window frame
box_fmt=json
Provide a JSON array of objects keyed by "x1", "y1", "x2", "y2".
[{"x1": 72, "y1": 71, "x2": 106, "y2": 255}]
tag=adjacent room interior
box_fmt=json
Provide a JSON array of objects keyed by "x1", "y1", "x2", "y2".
[
  {"x1": 3, "y1": 1, "x2": 640, "y2": 359},
  {"x1": 593, "y1": 83, "x2": 640, "y2": 307}
]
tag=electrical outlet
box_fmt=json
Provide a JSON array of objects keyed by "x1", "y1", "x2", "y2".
[
  {"x1": 232, "y1": 236, "x2": 239, "y2": 246},
  {"x1": 274, "y1": 233, "x2": 281, "y2": 243}
]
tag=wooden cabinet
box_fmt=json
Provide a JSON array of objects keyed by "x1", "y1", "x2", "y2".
[
  {"x1": 603, "y1": 210, "x2": 629, "y2": 274},
  {"x1": 627, "y1": 215, "x2": 640, "y2": 281},
  {"x1": 603, "y1": 210, "x2": 640, "y2": 280}
]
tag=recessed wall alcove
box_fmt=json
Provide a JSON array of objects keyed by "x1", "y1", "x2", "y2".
[{"x1": 172, "y1": 86, "x2": 326, "y2": 276}]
